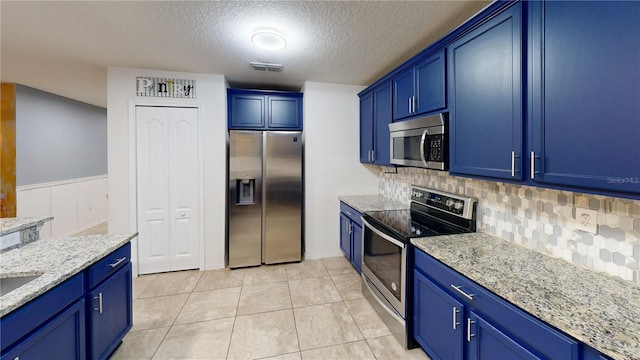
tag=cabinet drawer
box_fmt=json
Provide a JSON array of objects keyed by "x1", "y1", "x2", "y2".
[
  {"x1": 414, "y1": 248, "x2": 579, "y2": 360},
  {"x1": 339, "y1": 202, "x2": 363, "y2": 226},
  {"x1": 87, "y1": 243, "x2": 131, "y2": 290},
  {"x1": 1, "y1": 272, "x2": 84, "y2": 351}
]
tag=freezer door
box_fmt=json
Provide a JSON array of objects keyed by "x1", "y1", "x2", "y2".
[
  {"x1": 228, "y1": 131, "x2": 262, "y2": 268},
  {"x1": 264, "y1": 131, "x2": 303, "y2": 264}
]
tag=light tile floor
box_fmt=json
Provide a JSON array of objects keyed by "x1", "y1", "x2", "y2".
[{"x1": 110, "y1": 257, "x2": 430, "y2": 360}]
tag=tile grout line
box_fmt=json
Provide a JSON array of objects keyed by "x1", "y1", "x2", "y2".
[
  {"x1": 149, "y1": 271, "x2": 203, "y2": 359},
  {"x1": 225, "y1": 268, "x2": 245, "y2": 360},
  {"x1": 285, "y1": 278, "x2": 303, "y2": 358}
]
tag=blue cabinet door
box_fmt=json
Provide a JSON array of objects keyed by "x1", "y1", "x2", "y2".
[
  {"x1": 415, "y1": 50, "x2": 446, "y2": 115},
  {"x1": 360, "y1": 90, "x2": 374, "y2": 163},
  {"x1": 268, "y1": 96, "x2": 302, "y2": 129},
  {"x1": 88, "y1": 263, "x2": 132, "y2": 360},
  {"x1": 2, "y1": 299, "x2": 86, "y2": 360},
  {"x1": 339, "y1": 213, "x2": 352, "y2": 259},
  {"x1": 467, "y1": 311, "x2": 539, "y2": 360},
  {"x1": 393, "y1": 67, "x2": 415, "y2": 120},
  {"x1": 229, "y1": 94, "x2": 265, "y2": 129},
  {"x1": 528, "y1": 1, "x2": 640, "y2": 194},
  {"x1": 351, "y1": 221, "x2": 363, "y2": 274},
  {"x1": 373, "y1": 81, "x2": 392, "y2": 166},
  {"x1": 448, "y1": 2, "x2": 523, "y2": 180},
  {"x1": 413, "y1": 270, "x2": 464, "y2": 360},
  {"x1": 393, "y1": 50, "x2": 446, "y2": 121}
]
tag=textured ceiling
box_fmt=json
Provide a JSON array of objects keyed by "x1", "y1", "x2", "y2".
[{"x1": 1, "y1": 1, "x2": 489, "y2": 108}]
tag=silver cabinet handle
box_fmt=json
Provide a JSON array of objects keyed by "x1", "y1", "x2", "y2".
[
  {"x1": 511, "y1": 151, "x2": 517, "y2": 177},
  {"x1": 109, "y1": 257, "x2": 127, "y2": 268},
  {"x1": 346, "y1": 211, "x2": 353, "y2": 217},
  {"x1": 467, "y1": 318, "x2": 475, "y2": 342},
  {"x1": 408, "y1": 97, "x2": 412, "y2": 114},
  {"x1": 451, "y1": 284, "x2": 474, "y2": 300},
  {"x1": 452, "y1": 307, "x2": 461, "y2": 330},
  {"x1": 412, "y1": 96, "x2": 416, "y2": 113},
  {"x1": 348, "y1": 223, "x2": 353, "y2": 235},
  {"x1": 94, "y1": 292, "x2": 103, "y2": 314},
  {"x1": 371, "y1": 150, "x2": 375, "y2": 162},
  {"x1": 530, "y1": 151, "x2": 536, "y2": 179}
]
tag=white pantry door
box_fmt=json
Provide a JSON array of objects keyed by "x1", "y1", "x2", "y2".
[{"x1": 136, "y1": 106, "x2": 199, "y2": 274}]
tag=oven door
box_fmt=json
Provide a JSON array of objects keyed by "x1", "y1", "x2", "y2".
[{"x1": 361, "y1": 217, "x2": 406, "y2": 318}]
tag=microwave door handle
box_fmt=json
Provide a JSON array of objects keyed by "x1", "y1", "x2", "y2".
[{"x1": 419, "y1": 129, "x2": 429, "y2": 167}]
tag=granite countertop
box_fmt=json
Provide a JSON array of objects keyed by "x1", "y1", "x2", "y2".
[
  {"x1": 339, "y1": 194, "x2": 408, "y2": 213},
  {"x1": 412, "y1": 233, "x2": 640, "y2": 360},
  {"x1": 0, "y1": 233, "x2": 138, "y2": 317},
  {"x1": 0, "y1": 216, "x2": 53, "y2": 236}
]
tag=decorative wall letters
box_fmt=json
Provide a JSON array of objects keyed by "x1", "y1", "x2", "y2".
[{"x1": 136, "y1": 77, "x2": 196, "y2": 99}]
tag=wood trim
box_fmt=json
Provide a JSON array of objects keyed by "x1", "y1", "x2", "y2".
[{"x1": 1, "y1": 83, "x2": 17, "y2": 217}]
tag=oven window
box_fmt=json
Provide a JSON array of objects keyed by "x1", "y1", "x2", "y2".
[
  {"x1": 393, "y1": 136, "x2": 423, "y2": 161},
  {"x1": 363, "y1": 226, "x2": 402, "y2": 302}
]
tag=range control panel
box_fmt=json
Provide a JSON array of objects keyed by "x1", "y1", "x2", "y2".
[{"x1": 410, "y1": 186, "x2": 476, "y2": 219}]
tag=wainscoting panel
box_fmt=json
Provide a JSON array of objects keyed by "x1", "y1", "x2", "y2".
[{"x1": 17, "y1": 175, "x2": 108, "y2": 237}]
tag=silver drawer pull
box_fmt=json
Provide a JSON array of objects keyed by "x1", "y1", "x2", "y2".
[
  {"x1": 346, "y1": 211, "x2": 353, "y2": 216},
  {"x1": 109, "y1": 257, "x2": 127, "y2": 268},
  {"x1": 451, "y1": 284, "x2": 474, "y2": 300}
]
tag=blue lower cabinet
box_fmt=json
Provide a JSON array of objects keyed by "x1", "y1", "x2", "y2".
[
  {"x1": 2, "y1": 299, "x2": 86, "y2": 360},
  {"x1": 0, "y1": 243, "x2": 133, "y2": 360},
  {"x1": 339, "y1": 202, "x2": 364, "y2": 273},
  {"x1": 413, "y1": 270, "x2": 464, "y2": 360},
  {"x1": 339, "y1": 213, "x2": 352, "y2": 261},
  {"x1": 414, "y1": 247, "x2": 582, "y2": 360},
  {"x1": 350, "y1": 221, "x2": 363, "y2": 274},
  {"x1": 467, "y1": 311, "x2": 538, "y2": 360},
  {"x1": 88, "y1": 262, "x2": 133, "y2": 360}
]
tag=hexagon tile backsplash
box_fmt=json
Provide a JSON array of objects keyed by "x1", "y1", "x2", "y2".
[{"x1": 379, "y1": 167, "x2": 640, "y2": 285}]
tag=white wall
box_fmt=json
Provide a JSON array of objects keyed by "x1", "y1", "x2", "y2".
[
  {"x1": 302, "y1": 82, "x2": 379, "y2": 259},
  {"x1": 107, "y1": 67, "x2": 227, "y2": 271}
]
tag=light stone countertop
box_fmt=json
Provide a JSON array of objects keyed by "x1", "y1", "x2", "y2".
[
  {"x1": 0, "y1": 216, "x2": 53, "y2": 236},
  {"x1": 339, "y1": 194, "x2": 408, "y2": 213},
  {"x1": 412, "y1": 233, "x2": 640, "y2": 360},
  {"x1": 0, "y1": 233, "x2": 137, "y2": 317}
]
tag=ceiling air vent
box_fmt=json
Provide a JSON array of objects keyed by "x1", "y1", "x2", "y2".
[{"x1": 250, "y1": 62, "x2": 283, "y2": 72}]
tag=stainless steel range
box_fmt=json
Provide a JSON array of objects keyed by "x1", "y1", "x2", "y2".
[{"x1": 361, "y1": 185, "x2": 477, "y2": 348}]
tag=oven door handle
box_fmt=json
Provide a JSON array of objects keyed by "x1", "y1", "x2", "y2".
[
  {"x1": 419, "y1": 129, "x2": 429, "y2": 167},
  {"x1": 362, "y1": 218, "x2": 406, "y2": 248}
]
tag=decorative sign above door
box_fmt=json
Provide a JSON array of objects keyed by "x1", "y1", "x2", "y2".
[{"x1": 136, "y1": 77, "x2": 196, "y2": 99}]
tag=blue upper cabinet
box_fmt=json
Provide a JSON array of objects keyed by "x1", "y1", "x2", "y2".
[
  {"x1": 393, "y1": 50, "x2": 446, "y2": 121},
  {"x1": 229, "y1": 93, "x2": 265, "y2": 129},
  {"x1": 228, "y1": 89, "x2": 302, "y2": 130},
  {"x1": 268, "y1": 95, "x2": 302, "y2": 129},
  {"x1": 448, "y1": 2, "x2": 523, "y2": 181},
  {"x1": 359, "y1": 90, "x2": 374, "y2": 163},
  {"x1": 528, "y1": 1, "x2": 640, "y2": 195},
  {"x1": 360, "y1": 81, "x2": 394, "y2": 166}
]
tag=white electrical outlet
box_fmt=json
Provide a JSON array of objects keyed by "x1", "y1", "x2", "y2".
[{"x1": 574, "y1": 207, "x2": 598, "y2": 234}]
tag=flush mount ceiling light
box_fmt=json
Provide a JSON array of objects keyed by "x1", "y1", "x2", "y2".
[{"x1": 251, "y1": 30, "x2": 287, "y2": 51}]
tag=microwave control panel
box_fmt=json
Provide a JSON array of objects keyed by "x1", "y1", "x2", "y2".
[{"x1": 426, "y1": 134, "x2": 445, "y2": 162}]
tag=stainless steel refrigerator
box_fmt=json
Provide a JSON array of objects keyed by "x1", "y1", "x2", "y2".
[{"x1": 227, "y1": 130, "x2": 303, "y2": 268}]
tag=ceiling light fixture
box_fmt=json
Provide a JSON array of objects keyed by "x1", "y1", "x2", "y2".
[{"x1": 251, "y1": 30, "x2": 287, "y2": 51}]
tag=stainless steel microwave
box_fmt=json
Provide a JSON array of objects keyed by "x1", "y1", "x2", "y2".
[{"x1": 388, "y1": 113, "x2": 448, "y2": 170}]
